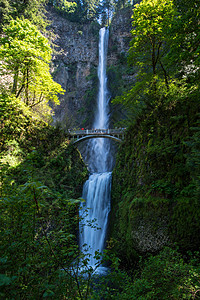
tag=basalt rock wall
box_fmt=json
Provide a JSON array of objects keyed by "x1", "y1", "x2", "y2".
[
  {"x1": 108, "y1": 7, "x2": 132, "y2": 66},
  {"x1": 46, "y1": 6, "x2": 99, "y2": 129},
  {"x1": 47, "y1": 6, "x2": 133, "y2": 129}
]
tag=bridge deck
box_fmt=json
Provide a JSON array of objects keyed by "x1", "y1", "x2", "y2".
[
  {"x1": 68, "y1": 128, "x2": 125, "y2": 144},
  {"x1": 68, "y1": 128, "x2": 125, "y2": 136}
]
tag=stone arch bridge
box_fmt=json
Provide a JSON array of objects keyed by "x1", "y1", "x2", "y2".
[{"x1": 68, "y1": 129, "x2": 125, "y2": 145}]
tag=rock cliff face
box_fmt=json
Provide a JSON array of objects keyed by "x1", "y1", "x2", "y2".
[
  {"x1": 47, "y1": 6, "x2": 133, "y2": 129},
  {"x1": 107, "y1": 8, "x2": 134, "y2": 124},
  {"x1": 108, "y1": 7, "x2": 132, "y2": 66},
  {"x1": 46, "y1": 6, "x2": 100, "y2": 128}
]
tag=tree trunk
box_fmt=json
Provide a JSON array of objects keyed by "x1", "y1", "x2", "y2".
[{"x1": 12, "y1": 68, "x2": 19, "y2": 95}]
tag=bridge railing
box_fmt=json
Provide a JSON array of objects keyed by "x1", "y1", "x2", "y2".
[{"x1": 68, "y1": 128, "x2": 125, "y2": 136}]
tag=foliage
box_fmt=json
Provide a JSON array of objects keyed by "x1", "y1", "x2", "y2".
[
  {"x1": 0, "y1": 93, "x2": 30, "y2": 152},
  {"x1": 48, "y1": 0, "x2": 77, "y2": 16},
  {"x1": 0, "y1": 0, "x2": 48, "y2": 30},
  {"x1": 0, "y1": 92, "x2": 66, "y2": 159},
  {"x1": 0, "y1": 122, "x2": 90, "y2": 298},
  {"x1": 0, "y1": 19, "x2": 64, "y2": 118},
  {"x1": 110, "y1": 84, "x2": 200, "y2": 259},
  {"x1": 128, "y1": 0, "x2": 176, "y2": 87},
  {"x1": 115, "y1": 247, "x2": 200, "y2": 300},
  {"x1": 49, "y1": 0, "x2": 100, "y2": 24},
  {"x1": 88, "y1": 247, "x2": 200, "y2": 299},
  {"x1": 107, "y1": 65, "x2": 124, "y2": 98},
  {"x1": 99, "y1": 0, "x2": 115, "y2": 26},
  {"x1": 0, "y1": 178, "x2": 78, "y2": 298},
  {"x1": 185, "y1": 120, "x2": 200, "y2": 198},
  {"x1": 167, "y1": 0, "x2": 200, "y2": 78}
]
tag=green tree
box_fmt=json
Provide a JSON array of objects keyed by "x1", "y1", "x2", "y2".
[
  {"x1": 0, "y1": 0, "x2": 48, "y2": 30},
  {"x1": 0, "y1": 19, "x2": 64, "y2": 117},
  {"x1": 49, "y1": 0, "x2": 77, "y2": 15},
  {"x1": 166, "y1": 0, "x2": 200, "y2": 81},
  {"x1": 0, "y1": 0, "x2": 11, "y2": 29},
  {"x1": 129, "y1": 0, "x2": 176, "y2": 89},
  {"x1": 83, "y1": 0, "x2": 100, "y2": 21}
]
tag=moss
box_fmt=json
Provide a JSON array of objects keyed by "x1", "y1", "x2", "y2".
[
  {"x1": 110, "y1": 96, "x2": 199, "y2": 266},
  {"x1": 169, "y1": 197, "x2": 200, "y2": 250},
  {"x1": 81, "y1": 66, "x2": 98, "y2": 127},
  {"x1": 110, "y1": 187, "x2": 200, "y2": 268}
]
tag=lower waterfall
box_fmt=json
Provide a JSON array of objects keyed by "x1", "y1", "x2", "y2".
[{"x1": 79, "y1": 172, "x2": 112, "y2": 270}]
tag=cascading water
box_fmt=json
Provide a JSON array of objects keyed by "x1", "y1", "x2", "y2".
[
  {"x1": 79, "y1": 27, "x2": 112, "y2": 272},
  {"x1": 80, "y1": 172, "x2": 112, "y2": 269}
]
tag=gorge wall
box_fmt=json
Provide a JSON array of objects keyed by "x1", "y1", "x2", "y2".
[
  {"x1": 47, "y1": 6, "x2": 200, "y2": 268},
  {"x1": 47, "y1": 6, "x2": 133, "y2": 129},
  {"x1": 109, "y1": 104, "x2": 200, "y2": 267}
]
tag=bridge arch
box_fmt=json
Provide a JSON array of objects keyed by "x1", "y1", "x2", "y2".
[{"x1": 71, "y1": 134, "x2": 122, "y2": 145}]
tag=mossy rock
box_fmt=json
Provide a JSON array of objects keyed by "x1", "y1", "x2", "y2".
[{"x1": 110, "y1": 193, "x2": 200, "y2": 267}]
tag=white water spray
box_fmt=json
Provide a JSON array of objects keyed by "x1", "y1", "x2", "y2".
[{"x1": 79, "y1": 28, "x2": 112, "y2": 272}]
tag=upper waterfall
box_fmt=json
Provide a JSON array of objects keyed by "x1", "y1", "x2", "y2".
[
  {"x1": 86, "y1": 27, "x2": 113, "y2": 173},
  {"x1": 94, "y1": 27, "x2": 110, "y2": 130}
]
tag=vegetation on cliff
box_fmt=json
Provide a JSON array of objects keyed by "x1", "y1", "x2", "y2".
[
  {"x1": 48, "y1": 0, "x2": 140, "y2": 25},
  {"x1": 0, "y1": 0, "x2": 48, "y2": 31},
  {"x1": 110, "y1": 0, "x2": 200, "y2": 291}
]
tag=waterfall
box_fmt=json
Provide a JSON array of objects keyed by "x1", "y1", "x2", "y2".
[
  {"x1": 79, "y1": 172, "x2": 112, "y2": 268},
  {"x1": 79, "y1": 28, "x2": 112, "y2": 272}
]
